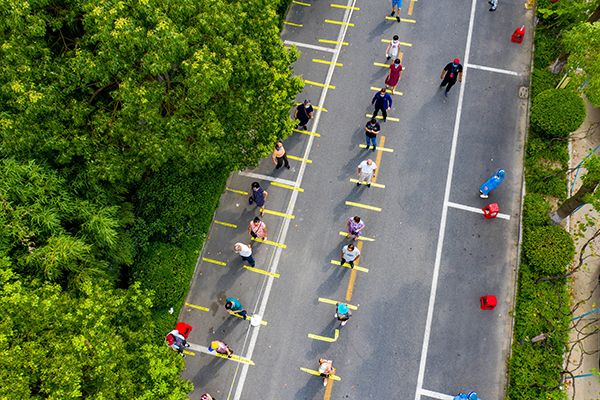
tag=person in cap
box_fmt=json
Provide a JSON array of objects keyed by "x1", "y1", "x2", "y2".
[
  {"x1": 318, "y1": 358, "x2": 335, "y2": 386},
  {"x1": 479, "y1": 169, "x2": 505, "y2": 198},
  {"x1": 453, "y1": 391, "x2": 481, "y2": 400},
  {"x1": 294, "y1": 99, "x2": 314, "y2": 130},
  {"x1": 209, "y1": 340, "x2": 233, "y2": 358},
  {"x1": 440, "y1": 58, "x2": 463, "y2": 97},
  {"x1": 334, "y1": 303, "x2": 353, "y2": 326}
]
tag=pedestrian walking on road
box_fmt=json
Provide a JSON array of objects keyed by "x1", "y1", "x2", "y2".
[
  {"x1": 453, "y1": 392, "x2": 481, "y2": 400},
  {"x1": 209, "y1": 340, "x2": 234, "y2": 358},
  {"x1": 272, "y1": 141, "x2": 290, "y2": 170},
  {"x1": 234, "y1": 243, "x2": 255, "y2": 267},
  {"x1": 225, "y1": 297, "x2": 248, "y2": 320},
  {"x1": 249, "y1": 182, "x2": 268, "y2": 216},
  {"x1": 390, "y1": 0, "x2": 402, "y2": 22},
  {"x1": 346, "y1": 216, "x2": 365, "y2": 240},
  {"x1": 365, "y1": 118, "x2": 380, "y2": 152},
  {"x1": 385, "y1": 59, "x2": 403, "y2": 95},
  {"x1": 334, "y1": 303, "x2": 353, "y2": 326},
  {"x1": 440, "y1": 59, "x2": 463, "y2": 97},
  {"x1": 488, "y1": 0, "x2": 497, "y2": 11},
  {"x1": 341, "y1": 243, "x2": 361, "y2": 268},
  {"x1": 200, "y1": 394, "x2": 215, "y2": 400},
  {"x1": 371, "y1": 88, "x2": 392, "y2": 122},
  {"x1": 165, "y1": 329, "x2": 190, "y2": 355},
  {"x1": 318, "y1": 358, "x2": 335, "y2": 386},
  {"x1": 294, "y1": 99, "x2": 314, "y2": 130},
  {"x1": 248, "y1": 217, "x2": 267, "y2": 240},
  {"x1": 357, "y1": 159, "x2": 377, "y2": 187},
  {"x1": 385, "y1": 35, "x2": 400, "y2": 61},
  {"x1": 479, "y1": 169, "x2": 505, "y2": 198}
]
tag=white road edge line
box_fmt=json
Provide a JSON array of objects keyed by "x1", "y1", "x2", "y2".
[
  {"x1": 466, "y1": 63, "x2": 520, "y2": 76},
  {"x1": 238, "y1": 170, "x2": 297, "y2": 186},
  {"x1": 413, "y1": 0, "x2": 477, "y2": 399},
  {"x1": 447, "y1": 201, "x2": 511, "y2": 220},
  {"x1": 232, "y1": 3, "x2": 357, "y2": 399},
  {"x1": 186, "y1": 343, "x2": 251, "y2": 365},
  {"x1": 418, "y1": 388, "x2": 455, "y2": 400},
  {"x1": 284, "y1": 40, "x2": 336, "y2": 53}
]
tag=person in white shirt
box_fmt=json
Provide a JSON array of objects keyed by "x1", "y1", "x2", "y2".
[
  {"x1": 234, "y1": 243, "x2": 255, "y2": 267},
  {"x1": 357, "y1": 159, "x2": 377, "y2": 187},
  {"x1": 341, "y1": 244, "x2": 361, "y2": 268}
]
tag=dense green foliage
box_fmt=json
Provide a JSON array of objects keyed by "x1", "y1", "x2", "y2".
[
  {"x1": 522, "y1": 226, "x2": 575, "y2": 276},
  {"x1": 530, "y1": 89, "x2": 587, "y2": 138}
]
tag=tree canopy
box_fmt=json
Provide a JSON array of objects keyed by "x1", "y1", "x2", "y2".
[{"x1": 563, "y1": 21, "x2": 600, "y2": 106}]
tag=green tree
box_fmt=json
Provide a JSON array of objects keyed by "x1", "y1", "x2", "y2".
[{"x1": 562, "y1": 20, "x2": 600, "y2": 106}]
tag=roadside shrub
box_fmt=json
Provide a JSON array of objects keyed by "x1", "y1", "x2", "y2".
[
  {"x1": 522, "y1": 193, "x2": 552, "y2": 230},
  {"x1": 524, "y1": 164, "x2": 567, "y2": 199},
  {"x1": 531, "y1": 69, "x2": 557, "y2": 99},
  {"x1": 530, "y1": 89, "x2": 586, "y2": 138},
  {"x1": 522, "y1": 226, "x2": 575, "y2": 277}
]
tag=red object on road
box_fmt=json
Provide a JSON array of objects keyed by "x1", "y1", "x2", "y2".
[
  {"x1": 175, "y1": 322, "x2": 193, "y2": 339},
  {"x1": 511, "y1": 26, "x2": 525, "y2": 44},
  {"x1": 482, "y1": 203, "x2": 500, "y2": 219},
  {"x1": 480, "y1": 295, "x2": 497, "y2": 310}
]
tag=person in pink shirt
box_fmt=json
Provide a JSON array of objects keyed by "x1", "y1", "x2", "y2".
[{"x1": 209, "y1": 340, "x2": 233, "y2": 358}]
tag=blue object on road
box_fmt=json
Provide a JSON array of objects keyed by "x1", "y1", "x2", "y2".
[
  {"x1": 453, "y1": 392, "x2": 481, "y2": 400},
  {"x1": 479, "y1": 169, "x2": 505, "y2": 195}
]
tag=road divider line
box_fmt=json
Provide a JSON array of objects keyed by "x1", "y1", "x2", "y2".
[
  {"x1": 284, "y1": 40, "x2": 336, "y2": 53},
  {"x1": 447, "y1": 201, "x2": 511, "y2": 220},
  {"x1": 318, "y1": 297, "x2": 359, "y2": 310},
  {"x1": 385, "y1": 16, "x2": 416, "y2": 22},
  {"x1": 359, "y1": 144, "x2": 393, "y2": 152},
  {"x1": 345, "y1": 241, "x2": 363, "y2": 301},
  {"x1": 244, "y1": 266, "x2": 280, "y2": 278},
  {"x1": 187, "y1": 343, "x2": 255, "y2": 365},
  {"x1": 261, "y1": 209, "x2": 295, "y2": 219},
  {"x1": 369, "y1": 86, "x2": 402, "y2": 96},
  {"x1": 372, "y1": 136, "x2": 385, "y2": 185},
  {"x1": 331, "y1": 3, "x2": 359, "y2": 9},
  {"x1": 313, "y1": 59, "x2": 343, "y2": 66},
  {"x1": 287, "y1": 155, "x2": 312, "y2": 163},
  {"x1": 185, "y1": 303, "x2": 209, "y2": 312},
  {"x1": 319, "y1": 39, "x2": 349, "y2": 46},
  {"x1": 238, "y1": 171, "x2": 297, "y2": 186},
  {"x1": 293, "y1": 128, "x2": 321, "y2": 137},
  {"x1": 350, "y1": 179, "x2": 385, "y2": 188},
  {"x1": 270, "y1": 182, "x2": 304, "y2": 192},
  {"x1": 345, "y1": 201, "x2": 382, "y2": 212},
  {"x1": 331, "y1": 260, "x2": 369, "y2": 273},
  {"x1": 324, "y1": 372, "x2": 335, "y2": 400},
  {"x1": 338, "y1": 231, "x2": 375, "y2": 241},
  {"x1": 284, "y1": 22, "x2": 303, "y2": 27},
  {"x1": 203, "y1": 258, "x2": 226, "y2": 266},
  {"x1": 251, "y1": 237, "x2": 287, "y2": 248},
  {"x1": 381, "y1": 39, "x2": 412, "y2": 47},
  {"x1": 408, "y1": 0, "x2": 415, "y2": 15},
  {"x1": 308, "y1": 329, "x2": 339, "y2": 342},
  {"x1": 325, "y1": 19, "x2": 354, "y2": 26},
  {"x1": 300, "y1": 367, "x2": 341, "y2": 381},
  {"x1": 226, "y1": 188, "x2": 248, "y2": 195},
  {"x1": 305, "y1": 80, "x2": 335, "y2": 89},
  {"x1": 366, "y1": 114, "x2": 400, "y2": 122},
  {"x1": 293, "y1": 0, "x2": 311, "y2": 5},
  {"x1": 215, "y1": 221, "x2": 237, "y2": 228}
]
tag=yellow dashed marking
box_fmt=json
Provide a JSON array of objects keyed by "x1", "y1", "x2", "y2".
[
  {"x1": 319, "y1": 39, "x2": 349, "y2": 46},
  {"x1": 325, "y1": 20, "x2": 354, "y2": 26},
  {"x1": 185, "y1": 303, "x2": 209, "y2": 312},
  {"x1": 251, "y1": 237, "x2": 287, "y2": 248},
  {"x1": 203, "y1": 258, "x2": 226, "y2": 266},
  {"x1": 345, "y1": 201, "x2": 382, "y2": 212},
  {"x1": 215, "y1": 221, "x2": 237, "y2": 228},
  {"x1": 244, "y1": 266, "x2": 280, "y2": 278},
  {"x1": 313, "y1": 59, "x2": 343, "y2": 67}
]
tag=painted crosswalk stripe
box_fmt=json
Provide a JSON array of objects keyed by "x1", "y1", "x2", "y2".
[
  {"x1": 308, "y1": 329, "x2": 339, "y2": 342},
  {"x1": 244, "y1": 266, "x2": 280, "y2": 278},
  {"x1": 261, "y1": 209, "x2": 295, "y2": 219},
  {"x1": 287, "y1": 155, "x2": 312, "y2": 163},
  {"x1": 369, "y1": 86, "x2": 402, "y2": 96},
  {"x1": 381, "y1": 39, "x2": 412, "y2": 47},
  {"x1": 300, "y1": 368, "x2": 341, "y2": 380},
  {"x1": 331, "y1": 3, "x2": 359, "y2": 9},
  {"x1": 251, "y1": 237, "x2": 287, "y2": 248},
  {"x1": 319, "y1": 39, "x2": 349, "y2": 46},
  {"x1": 292, "y1": 128, "x2": 321, "y2": 137},
  {"x1": 270, "y1": 182, "x2": 304, "y2": 192},
  {"x1": 305, "y1": 80, "x2": 335, "y2": 89},
  {"x1": 313, "y1": 59, "x2": 343, "y2": 66},
  {"x1": 359, "y1": 144, "x2": 393, "y2": 152},
  {"x1": 330, "y1": 260, "x2": 369, "y2": 273},
  {"x1": 226, "y1": 188, "x2": 248, "y2": 195},
  {"x1": 349, "y1": 179, "x2": 385, "y2": 188},
  {"x1": 284, "y1": 22, "x2": 303, "y2": 27},
  {"x1": 345, "y1": 201, "x2": 382, "y2": 212},
  {"x1": 338, "y1": 231, "x2": 376, "y2": 241},
  {"x1": 215, "y1": 221, "x2": 237, "y2": 228},
  {"x1": 366, "y1": 113, "x2": 400, "y2": 122},
  {"x1": 203, "y1": 258, "x2": 226, "y2": 266},
  {"x1": 318, "y1": 297, "x2": 359, "y2": 310},
  {"x1": 385, "y1": 16, "x2": 416, "y2": 22},
  {"x1": 185, "y1": 303, "x2": 209, "y2": 312},
  {"x1": 325, "y1": 19, "x2": 354, "y2": 26}
]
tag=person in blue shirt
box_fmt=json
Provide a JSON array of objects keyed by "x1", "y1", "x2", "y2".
[
  {"x1": 371, "y1": 88, "x2": 392, "y2": 122},
  {"x1": 225, "y1": 297, "x2": 248, "y2": 320},
  {"x1": 454, "y1": 392, "x2": 481, "y2": 400}
]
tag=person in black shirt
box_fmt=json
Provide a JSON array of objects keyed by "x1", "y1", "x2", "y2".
[
  {"x1": 364, "y1": 118, "x2": 380, "y2": 152},
  {"x1": 294, "y1": 99, "x2": 314, "y2": 130},
  {"x1": 440, "y1": 58, "x2": 463, "y2": 97}
]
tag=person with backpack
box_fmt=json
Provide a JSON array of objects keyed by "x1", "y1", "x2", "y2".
[
  {"x1": 440, "y1": 58, "x2": 463, "y2": 97},
  {"x1": 318, "y1": 358, "x2": 335, "y2": 386},
  {"x1": 165, "y1": 329, "x2": 190, "y2": 356},
  {"x1": 209, "y1": 340, "x2": 234, "y2": 358},
  {"x1": 248, "y1": 217, "x2": 267, "y2": 241},
  {"x1": 334, "y1": 303, "x2": 353, "y2": 326}
]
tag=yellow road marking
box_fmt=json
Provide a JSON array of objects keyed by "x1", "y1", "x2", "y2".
[
  {"x1": 183, "y1": 350, "x2": 195, "y2": 356},
  {"x1": 350, "y1": 179, "x2": 385, "y2": 188},
  {"x1": 203, "y1": 258, "x2": 226, "y2": 266},
  {"x1": 244, "y1": 266, "x2": 280, "y2": 278},
  {"x1": 369, "y1": 86, "x2": 402, "y2": 95},
  {"x1": 372, "y1": 136, "x2": 386, "y2": 186},
  {"x1": 359, "y1": 144, "x2": 393, "y2": 152},
  {"x1": 346, "y1": 241, "x2": 363, "y2": 301},
  {"x1": 318, "y1": 298, "x2": 359, "y2": 310},
  {"x1": 331, "y1": 260, "x2": 369, "y2": 273},
  {"x1": 381, "y1": 39, "x2": 412, "y2": 47},
  {"x1": 331, "y1": 3, "x2": 359, "y2": 9},
  {"x1": 270, "y1": 182, "x2": 304, "y2": 192},
  {"x1": 293, "y1": 128, "x2": 321, "y2": 137},
  {"x1": 251, "y1": 237, "x2": 287, "y2": 249},
  {"x1": 313, "y1": 59, "x2": 343, "y2": 66},
  {"x1": 408, "y1": 0, "x2": 415, "y2": 15},
  {"x1": 226, "y1": 188, "x2": 248, "y2": 195},
  {"x1": 284, "y1": 22, "x2": 303, "y2": 27},
  {"x1": 308, "y1": 329, "x2": 339, "y2": 342},
  {"x1": 293, "y1": 0, "x2": 311, "y2": 5},
  {"x1": 366, "y1": 114, "x2": 400, "y2": 122},
  {"x1": 300, "y1": 368, "x2": 341, "y2": 381},
  {"x1": 305, "y1": 80, "x2": 336, "y2": 89},
  {"x1": 296, "y1": 103, "x2": 328, "y2": 112},
  {"x1": 261, "y1": 209, "x2": 295, "y2": 219},
  {"x1": 338, "y1": 231, "x2": 376, "y2": 241},
  {"x1": 319, "y1": 39, "x2": 349, "y2": 45},
  {"x1": 345, "y1": 201, "x2": 382, "y2": 212},
  {"x1": 385, "y1": 16, "x2": 416, "y2": 22},
  {"x1": 213, "y1": 352, "x2": 255, "y2": 365},
  {"x1": 185, "y1": 303, "x2": 209, "y2": 312},
  {"x1": 287, "y1": 155, "x2": 312, "y2": 163},
  {"x1": 374, "y1": 62, "x2": 389, "y2": 68},
  {"x1": 215, "y1": 221, "x2": 237, "y2": 228},
  {"x1": 325, "y1": 19, "x2": 354, "y2": 26},
  {"x1": 231, "y1": 312, "x2": 268, "y2": 326}
]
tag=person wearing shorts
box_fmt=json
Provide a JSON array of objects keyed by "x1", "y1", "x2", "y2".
[{"x1": 390, "y1": 0, "x2": 402, "y2": 22}]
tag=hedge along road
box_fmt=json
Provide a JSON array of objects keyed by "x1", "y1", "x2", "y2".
[{"x1": 180, "y1": 0, "x2": 532, "y2": 398}]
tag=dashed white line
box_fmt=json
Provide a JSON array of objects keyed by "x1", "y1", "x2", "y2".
[
  {"x1": 447, "y1": 201, "x2": 511, "y2": 220},
  {"x1": 238, "y1": 170, "x2": 297, "y2": 186},
  {"x1": 283, "y1": 40, "x2": 336, "y2": 53},
  {"x1": 466, "y1": 63, "x2": 520, "y2": 76}
]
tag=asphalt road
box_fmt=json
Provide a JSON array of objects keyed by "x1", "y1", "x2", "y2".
[{"x1": 180, "y1": 0, "x2": 533, "y2": 398}]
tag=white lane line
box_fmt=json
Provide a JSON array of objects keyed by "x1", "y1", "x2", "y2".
[
  {"x1": 447, "y1": 201, "x2": 511, "y2": 220},
  {"x1": 418, "y1": 389, "x2": 454, "y2": 400},
  {"x1": 466, "y1": 63, "x2": 520, "y2": 76},
  {"x1": 283, "y1": 40, "x2": 336, "y2": 53},
  {"x1": 414, "y1": 0, "x2": 477, "y2": 399},
  {"x1": 187, "y1": 343, "x2": 253, "y2": 365},
  {"x1": 232, "y1": 3, "x2": 356, "y2": 398},
  {"x1": 238, "y1": 171, "x2": 297, "y2": 186}
]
